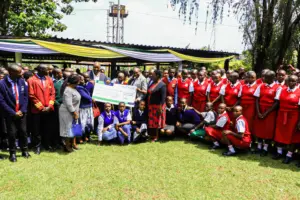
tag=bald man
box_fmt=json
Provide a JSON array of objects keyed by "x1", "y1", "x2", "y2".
[
  {"x1": 0, "y1": 64, "x2": 30, "y2": 161},
  {"x1": 28, "y1": 64, "x2": 56, "y2": 154},
  {"x1": 111, "y1": 72, "x2": 126, "y2": 85},
  {"x1": 221, "y1": 106, "x2": 252, "y2": 156},
  {"x1": 128, "y1": 67, "x2": 147, "y2": 103},
  {"x1": 88, "y1": 62, "x2": 110, "y2": 82}
]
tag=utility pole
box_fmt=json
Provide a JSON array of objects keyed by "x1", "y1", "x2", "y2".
[{"x1": 116, "y1": 0, "x2": 120, "y2": 43}]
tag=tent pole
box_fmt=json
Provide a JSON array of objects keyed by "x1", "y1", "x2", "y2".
[{"x1": 15, "y1": 52, "x2": 22, "y2": 64}]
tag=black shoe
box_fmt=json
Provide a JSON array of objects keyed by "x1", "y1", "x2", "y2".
[
  {"x1": 272, "y1": 153, "x2": 283, "y2": 160},
  {"x1": 34, "y1": 147, "x2": 41, "y2": 155},
  {"x1": 222, "y1": 151, "x2": 237, "y2": 156},
  {"x1": 9, "y1": 153, "x2": 17, "y2": 162},
  {"x1": 22, "y1": 151, "x2": 31, "y2": 158},
  {"x1": 210, "y1": 145, "x2": 220, "y2": 150},
  {"x1": 282, "y1": 156, "x2": 292, "y2": 164},
  {"x1": 260, "y1": 150, "x2": 268, "y2": 157},
  {"x1": 0, "y1": 155, "x2": 4, "y2": 160},
  {"x1": 295, "y1": 162, "x2": 300, "y2": 168}
]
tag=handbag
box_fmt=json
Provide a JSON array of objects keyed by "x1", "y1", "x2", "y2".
[
  {"x1": 71, "y1": 119, "x2": 83, "y2": 137},
  {"x1": 93, "y1": 102, "x2": 101, "y2": 118}
]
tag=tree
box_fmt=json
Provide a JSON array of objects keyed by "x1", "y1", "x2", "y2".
[
  {"x1": 170, "y1": 0, "x2": 300, "y2": 74},
  {"x1": 0, "y1": 0, "x2": 97, "y2": 37}
]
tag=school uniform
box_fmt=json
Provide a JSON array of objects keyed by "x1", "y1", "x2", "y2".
[
  {"x1": 238, "y1": 82, "x2": 258, "y2": 132},
  {"x1": 28, "y1": 74, "x2": 56, "y2": 150},
  {"x1": 175, "y1": 78, "x2": 194, "y2": 105},
  {"x1": 162, "y1": 77, "x2": 177, "y2": 99},
  {"x1": 205, "y1": 111, "x2": 231, "y2": 141},
  {"x1": 192, "y1": 79, "x2": 209, "y2": 112},
  {"x1": 275, "y1": 80, "x2": 287, "y2": 89},
  {"x1": 206, "y1": 81, "x2": 224, "y2": 111},
  {"x1": 256, "y1": 78, "x2": 263, "y2": 85},
  {"x1": 274, "y1": 87, "x2": 300, "y2": 144},
  {"x1": 131, "y1": 109, "x2": 148, "y2": 142},
  {"x1": 115, "y1": 109, "x2": 132, "y2": 144},
  {"x1": 162, "y1": 105, "x2": 177, "y2": 132},
  {"x1": 219, "y1": 82, "x2": 241, "y2": 116},
  {"x1": 190, "y1": 110, "x2": 217, "y2": 139},
  {"x1": 177, "y1": 107, "x2": 201, "y2": 133},
  {"x1": 0, "y1": 76, "x2": 28, "y2": 154},
  {"x1": 253, "y1": 82, "x2": 280, "y2": 139},
  {"x1": 97, "y1": 111, "x2": 118, "y2": 142},
  {"x1": 227, "y1": 115, "x2": 251, "y2": 149},
  {"x1": 85, "y1": 81, "x2": 94, "y2": 97}
]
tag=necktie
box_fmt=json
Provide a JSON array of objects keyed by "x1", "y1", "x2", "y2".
[{"x1": 14, "y1": 83, "x2": 19, "y2": 112}]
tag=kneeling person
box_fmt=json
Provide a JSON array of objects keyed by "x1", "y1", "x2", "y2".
[
  {"x1": 97, "y1": 103, "x2": 118, "y2": 145},
  {"x1": 161, "y1": 96, "x2": 177, "y2": 136},
  {"x1": 189, "y1": 102, "x2": 217, "y2": 139},
  {"x1": 205, "y1": 103, "x2": 231, "y2": 149},
  {"x1": 115, "y1": 102, "x2": 132, "y2": 144},
  {"x1": 222, "y1": 106, "x2": 252, "y2": 156}
]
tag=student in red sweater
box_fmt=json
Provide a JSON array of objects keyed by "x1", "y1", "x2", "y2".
[
  {"x1": 205, "y1": 103, "x2": 231, "y2": 150},
  {"x1": 253, "y1": 71, "x2": 280, "y2": 156},
  {"x1": 206, "y1": 71, "x2": 224, "y2": 111},
  {"x1": 238, "y1": 71, "x2": 258, "y2": 133},
  {"x1": 162, "y1": 69, "x2": 177, "y2": 100},
  {"x1": 221, "y1": 106, "x2": 252, "y2": 156},
  {"x1": 220, "y1": 72, "x2": 241, "y2": 120},
  {"x1": 273, "y1": 75, "x2": 300, "y2": 164},
  {"x1": 191, "y1": 71, "x2": 209, "y2": 112},
  {"x1": 275, "y1": 69, "x2": 287, "y2": 88},
  {"x1": 175, "y1": 69, "x2": 194, "y2": 105},
  {"x1": 256, "y1": 69, "x2": 270, "y2": 85}
]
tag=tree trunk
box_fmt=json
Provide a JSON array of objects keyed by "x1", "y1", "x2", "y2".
[
  {"x1": 297, "y1": 45, "x2": 300, "y2": 69},
  {"x1": 254, "y1": 49, "x2": 266, "y2": 75},
  {"x1": 0, "y1": 0, "x2": 11, "y2": 35}
]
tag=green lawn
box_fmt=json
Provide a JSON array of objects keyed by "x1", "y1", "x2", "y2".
[{"x1": 0, "y1": 139, "x2": 299, "y2": 200}]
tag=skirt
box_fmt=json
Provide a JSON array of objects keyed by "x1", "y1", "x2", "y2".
[
  {"x1": 253, "y1": 105, "x2": 277, "y2": 139},
  {"x1": 240, "y1": 103, "x2": 256, "y2": 132},
  {"x1": 274, "y1": 110, "x2": 299, "y2": 145},
  {"x1": 79, "y1": 107, "x2": 94, "y2": 132},
  {"x1": 192, "y1": 100, "x2": 206, "y2": 112},
  {"x1": 205, "y1": 127, "x2": 223, "y2": 141},
  {"x1": 148, "y1": 104, "x2": 166, "y2": 129}
]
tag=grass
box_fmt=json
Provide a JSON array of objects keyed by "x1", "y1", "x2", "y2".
[{"x1": 0, "y1": 138, "x2": 300, "y2": 200}]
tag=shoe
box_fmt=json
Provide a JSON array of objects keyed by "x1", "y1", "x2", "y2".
[
  {"x1": 210, "y1": 145, "x2": 220, "y2": 150},
  {"x1": 282, "y1": 156, "x2": 292, "y2": 164},
  {"x1": 295, "y1": 162, "x2": 300, "y2": 168},
  {"x1": 222, "y1": 151, "x2": 237, "y2": 156},
  {"x1": 272, "y1": 153, "x2": 283, "y2": 160},
  {"x1": 22, "y1": 151, "x2": 31, "y2": 158},
  {"x1": 64, "y1": 139, "x2": 73, "y2": 153},
  {"x1": 260, "y1": 150, "x2": 268, "y2": 157},
  {"x1": 34, "y1": 147, "x2": 41, "y2": 155},
  {"x1": 9, "y1": 153, "x2": 17, "y2": 162},
  {"x1": 0, "y1": 156, "x2": 4, "y2": 160}
]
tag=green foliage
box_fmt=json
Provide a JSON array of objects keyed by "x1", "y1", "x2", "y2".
[
  {"x1": 0, "y1": 0, "x2": 98, "y2": 37},
  {"x1": 0, "y1": 141, "x2": 299, "y2": 199}
]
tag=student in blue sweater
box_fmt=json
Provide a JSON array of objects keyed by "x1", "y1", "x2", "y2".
[
  {"x1": 77, "y1": 75, "x2": 94, "y2": 143},
  {"x1": 115, "y1": 102, "x2": 132, "y2": 144}
]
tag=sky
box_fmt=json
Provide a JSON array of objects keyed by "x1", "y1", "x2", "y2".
[{"x1": 54, "y1": 0, "x2": 244, "y2": 53}]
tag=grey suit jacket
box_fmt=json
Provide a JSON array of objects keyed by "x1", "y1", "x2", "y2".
[{"x1": 129, "y1": 75, "x2": 147, "y2": 101}]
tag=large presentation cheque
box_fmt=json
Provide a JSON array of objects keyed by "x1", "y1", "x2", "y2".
[{"x1": 92, "y1": 81, "x2": 137, "y2": 107}]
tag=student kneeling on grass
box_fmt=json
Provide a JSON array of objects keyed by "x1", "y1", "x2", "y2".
[
  {"x1": 221, "y1": 106, "x2": 252, "y2": 156},
  {"x1": 115, "y1": 102, "x2": 132, "y2": 145},
  {"x1": 160, "y1": 96, "x2": 177, "y2": 137},
  {"x1": 176, "y1": 98, "x2": 201, "y2": 135},
  {"x1": 189, "y1": 102, "x2": 217, "y2": 139},
  {"x1": 131, "y1": 100, "x2": 148, "y2": 143},
  {"x1": 205, "y1": 103, "x2": 231, "y2": 150},
  {"x1": 97, "y1": 103, "x2": 118, "y2": 145}
]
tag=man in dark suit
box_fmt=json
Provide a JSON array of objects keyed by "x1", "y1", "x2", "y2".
[{"x1": 0, "y1": 64, "x2": 30, "y2": 162}]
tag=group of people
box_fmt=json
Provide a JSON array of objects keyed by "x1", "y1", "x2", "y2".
[{"x1": 0, "y1": 62, "x2": 300, "y2": 168}]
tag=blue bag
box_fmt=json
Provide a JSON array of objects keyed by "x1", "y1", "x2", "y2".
[{"x1": 70, "y1": 119, "x2": 82, "y2": 137}]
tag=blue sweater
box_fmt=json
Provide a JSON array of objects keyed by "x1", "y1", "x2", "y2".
[
  {"x1": 85, "y1": 82, "x2": 94, "y2": 97},
  {"x1": 177, "y1": 109, "x2": 201, "y2": 125},
  {"x1": 76, "y1": 85, "x2": 92, "y2": 108},
  {"x1": 0, "y1": 76, "x2": 28, "y2": 116}
]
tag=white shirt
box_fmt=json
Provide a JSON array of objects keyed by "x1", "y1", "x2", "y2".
[
  {"x1": 166, "y1": 104, "x2": 174, "y2": 111},
  {"x1": 200, "y1": 111, "x2": 216, "y2": 124},
  {"x1": 216, "y1": 112, "x2": 228, "y2": 128},
  {"x1": 236, "y1": 117, "x2": 246, "y2": 133},
  {"x1": 219, "y1": 81, "x2": 240, "y2": 95},
  {"x1": 138, "y1": 109, "x2": 144, "y2": 116}
]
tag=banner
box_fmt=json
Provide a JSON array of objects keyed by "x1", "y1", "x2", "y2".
[{"x1": 92, "y1": 81, "x2": 137, "y2": 107}]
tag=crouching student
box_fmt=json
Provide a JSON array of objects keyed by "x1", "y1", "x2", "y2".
[
  {"x1": 161, "y1": 96, "x2": 177, "y2": 137},
  {"x1": 97, "y1": 103, "x2": 118, "y2": 145},
  {"x1": 115, "y1": 102, "x2": 132, "y2": 145},
  {"x1": 189, "y1": 102, "x2": 217, "y2": 139},
  {"x1": 221, "y1": 106, "x2": 252, "y2": 156},
  {"x1": 205, "y1": 103, "x2": 231, "y2": 149},
  {"x1": 176, "y1": 98, "x2": 201, "y2": 136},
  {"x1": 131, "y1": 100, "x2": 148, "y2": 143}
]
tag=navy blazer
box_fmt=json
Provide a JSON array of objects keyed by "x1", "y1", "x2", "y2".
[{"x1": 0, "y1": 76, "x2": 28, "y2": 116}]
